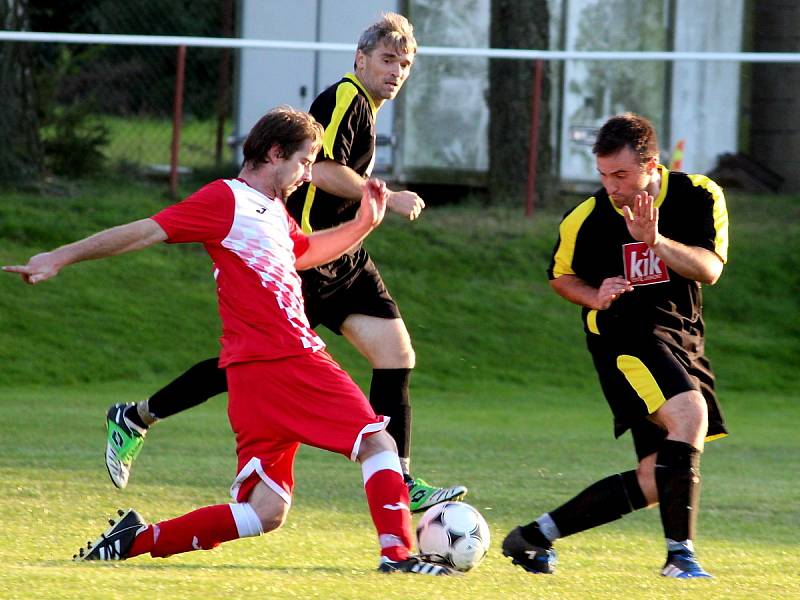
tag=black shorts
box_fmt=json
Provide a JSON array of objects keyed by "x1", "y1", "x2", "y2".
[
  {"x1": 587, "y1": 331, "x2": 728, "y2": 461},
  {"x1": 300, "y1": 247, "x2": 400, "y2": 335}
]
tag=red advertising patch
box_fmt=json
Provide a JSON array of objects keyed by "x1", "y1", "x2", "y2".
[{"x1": 622, "y1": 242, "x2": 670, "y2": 286}]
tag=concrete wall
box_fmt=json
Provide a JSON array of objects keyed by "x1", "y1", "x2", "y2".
[
  {"x1": 670, "y1": 0, "x2": 744, "y2": 175},
  {"x1": 235, "y1": 0, "x2": 399, "y2": 167}
]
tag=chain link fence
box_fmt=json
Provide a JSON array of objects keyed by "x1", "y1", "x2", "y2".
[
  {"x1": 5, "y1": 1, "x2": 799, "y2": 197},
  {"x1": 1, "y1": 0, "x2": 236, "y2": 185}
]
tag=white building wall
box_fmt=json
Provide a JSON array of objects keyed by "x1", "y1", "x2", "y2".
[
  {"x1": 558, "y1": 0, "x2": 671, "y2": 185},
  {"x1": 235, "y1": 1, "x2": 399, "y2": 165},
  {"x1": 670, "y1": 0, "x2": 744, "y2": 174},
  {"x1": 235, "y1": 1, "x2": 745, "y2": 184},
  {"x1": 558, "y1": 0, "x2": 744, "y2": 183}
]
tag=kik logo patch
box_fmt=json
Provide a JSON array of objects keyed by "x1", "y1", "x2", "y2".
[{"x1": 623, "y1": 242, "x2": 670, "y2": 286}]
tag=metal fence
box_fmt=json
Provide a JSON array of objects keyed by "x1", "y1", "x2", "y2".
[
  {"x1": 3, "y1": 0, "x2": 800, "y2": 197},
  {"x1": 0, "y1": 0, "x2": 236, "y2": 190}
]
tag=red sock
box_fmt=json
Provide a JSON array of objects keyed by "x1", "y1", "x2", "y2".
[
  {"x1": 364, "y1": 468, "x2": 413, "y2": 561},
  {"x1": 128, "y1": 504, "x2": 240, "y2": 558}
]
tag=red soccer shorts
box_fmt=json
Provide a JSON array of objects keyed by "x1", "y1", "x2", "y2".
[{"x1": 226, "y1": 350, "x2": 387, "y2": 505}]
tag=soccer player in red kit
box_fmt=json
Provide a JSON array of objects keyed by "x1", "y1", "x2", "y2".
[{"x1": 4, "y1": 106, "x2": 452, "y2": 575}]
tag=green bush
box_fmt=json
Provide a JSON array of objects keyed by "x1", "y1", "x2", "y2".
[{"x1": 42, "y1": 103, "x2": 109, "y2": 177}]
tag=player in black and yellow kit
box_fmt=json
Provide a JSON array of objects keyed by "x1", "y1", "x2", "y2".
[
  {"x1": 102, "y1": 13, "x2": 467, "y2": 517},
  {"x1": 502, "y1": 114, "x2": 729, "y2": 578}
]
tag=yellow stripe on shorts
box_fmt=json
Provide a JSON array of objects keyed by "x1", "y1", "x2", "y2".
[
  {"x1": 616, "y1": 354, "x2": 666, "y2": 414},
  {"x1": 586, "y1": 309, "x2": 600, "y2": 335}
]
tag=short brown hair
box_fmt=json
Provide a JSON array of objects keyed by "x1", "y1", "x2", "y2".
[
  {"x1": 357, "y1": 12, "x2": 417, "y2": 56},
  {"x1": 593, "y1": 113, "x2": 659, "y2": 163},
  {"x1": 242, "y1": 106, "x2": 323, "y2": 168}
]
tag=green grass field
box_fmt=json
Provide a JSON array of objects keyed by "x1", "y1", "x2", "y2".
[{"x1": 0, "y1": 180, "x2": 798, "y2": 598}]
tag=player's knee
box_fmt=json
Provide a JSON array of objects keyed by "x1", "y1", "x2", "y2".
[
  {"x1": 256, "y1": 503, "x2": 289, "y2": 533},
  {"x1": 659, "y1": 390, "x2": 707, "y2": 437},
  {"x1": 260, "y1": 512, "x2": 287, "y2": 533},
  {"x1": 247, "y1": 481, "x2": 291, "y2": 533},
  {"x1": 383, "y1": 321, "x2": 414, "y2": 367},
  {"x1": 681, "y1": 393, "x2": 707, "y2": 438},
  {"x1": 394, "y1": 344, "x2": 415, "y2": 368},
  {"x1": 357, "y1": 430, "x2": 397, "y2": 462},
  {"x1": 367, "y1": 343, "x2": 414, "y2": 369},
  {"x1": 694, "y1": 393, "x2": 708, "y2": 421},
  {"x1": 379, "y1": 331, "x2": 414, "y2": 367}
]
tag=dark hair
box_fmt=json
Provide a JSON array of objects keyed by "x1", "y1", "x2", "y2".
[
  {"x1": 242, "y1": 106, "x2": 323, "y2": 168},
  {"x1": 357, "y1": 12, "x2": 417, "y2": 56},
  {"x1": 593, "y1": 113, "x2": 659, "y2": 163}
]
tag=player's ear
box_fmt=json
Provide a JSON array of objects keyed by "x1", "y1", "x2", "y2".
[
  {"x1": 266, "y1": 144, "x2": 285, "y2": 163},
  {"x1": 355, "y1": 49, "x2": 367, "y2": 71}
]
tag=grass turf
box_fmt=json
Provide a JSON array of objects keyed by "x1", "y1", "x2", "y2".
[
  {"x1": 0, "y1": 384, "x2": 797, "y2": 599},
  {"x1": 0, "y1": 180, "x2": 798, "y2": 598}
]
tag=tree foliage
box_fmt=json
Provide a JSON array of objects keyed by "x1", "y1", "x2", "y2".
[
  {"x1": 27, "y1": 0, "x2": 230, "y2": 118},
  {"x1": 0, "y1": 0, "x2": 44, "y2": 182},
  {"x1": 1, "y1": 0, "x2": 232, "y2": 182}
]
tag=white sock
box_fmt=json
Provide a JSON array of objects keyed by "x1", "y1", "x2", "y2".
[
  {"x1": 136, "y1": 399, "x2": 159, "y2": 426},
  {"x1": 361, "y1": 450, "x2": 403, "y2": 485},
  {"x1": 537, "y1": 513, "x2": 561, "y2": 542},
  {"x1": 667, "y1": 538, "x2": 694, "y2": 553},
  {"x1": 399, "y1": 457, "x2": 411, "y2": 479},
  {"x1": 229, "y1": 502, "x2": 263, "y2": 538}
]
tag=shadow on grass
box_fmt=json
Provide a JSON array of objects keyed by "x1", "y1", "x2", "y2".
[{"x1": 42, "y1": 560, "x2": 364, "y2": 575}]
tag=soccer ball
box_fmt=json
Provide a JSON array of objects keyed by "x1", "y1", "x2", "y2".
[{"x1": 416, "y1": 501, "x2": 490, "y2": 572}]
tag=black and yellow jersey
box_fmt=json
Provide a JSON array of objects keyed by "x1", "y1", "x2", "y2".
[
  {"x1": 548, "y1": 165, "x2": 729, "y2": 339},
  {"x1": 286, "y1": 72, "x2": 378, "y2": 234}
]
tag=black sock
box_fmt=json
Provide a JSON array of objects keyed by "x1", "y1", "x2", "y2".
[
  {"x1": 519, "y1": 521, "x2": 553, "y2": 549},
  {"x1": 148, "y1": 357, "x2": 228, "y2": 419},
  {"x1": 537, "y1": 470, "x2": 648, "y2": 541},
  {"x1": 655, "y1": 440, "x2": 702, "y2": 542},
  {"x1": 369, "y1": 368, "x2": 412, "y2": 462}
]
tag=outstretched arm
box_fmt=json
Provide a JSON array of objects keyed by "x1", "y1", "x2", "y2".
[
  {"x1": 624, "y1": 193, "x2": 723, "y2": 284},
  {"x1": 295, "y1": 179, "x2": 388, "y2": 270},
  {"x1": 312, "y1": 160, "x2": 425, "y2": 221},
  {"x1": 3, "y1": 218, "x2": 168, "y2": 285}
]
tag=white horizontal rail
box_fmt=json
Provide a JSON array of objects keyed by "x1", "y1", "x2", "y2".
[{"x1": 1, "y1": 30, "x2": 800, "y2": 62}]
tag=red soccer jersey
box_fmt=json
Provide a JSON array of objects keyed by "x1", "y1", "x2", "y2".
[{"x1": 151, "y1": 178, "x2": 325, "y2": 366}]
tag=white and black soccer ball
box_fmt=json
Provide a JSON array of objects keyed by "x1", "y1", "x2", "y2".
[{"x1": 415, "y1": 501, "x2": 490, "y2": 572}]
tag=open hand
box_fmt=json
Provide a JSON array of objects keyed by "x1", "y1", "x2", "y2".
[{"x1": 623, "y1": 192, "x2": 660, "y2": 247}]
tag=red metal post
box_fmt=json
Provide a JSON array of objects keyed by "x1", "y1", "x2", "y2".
[
  {"x1": 170, "y1": 45, "x2": 187, "y2": 197},
  {"x1": 525, "y1": 59, "x2": 543, "y2": 217}
]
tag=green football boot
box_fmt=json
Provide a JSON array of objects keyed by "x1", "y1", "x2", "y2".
[
  {"x1": 407, "y1": 478, "x2": 468, "y2": 513},
  {"x1": 105, "y1": 403, "x2": 147, "y2": 489}
]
